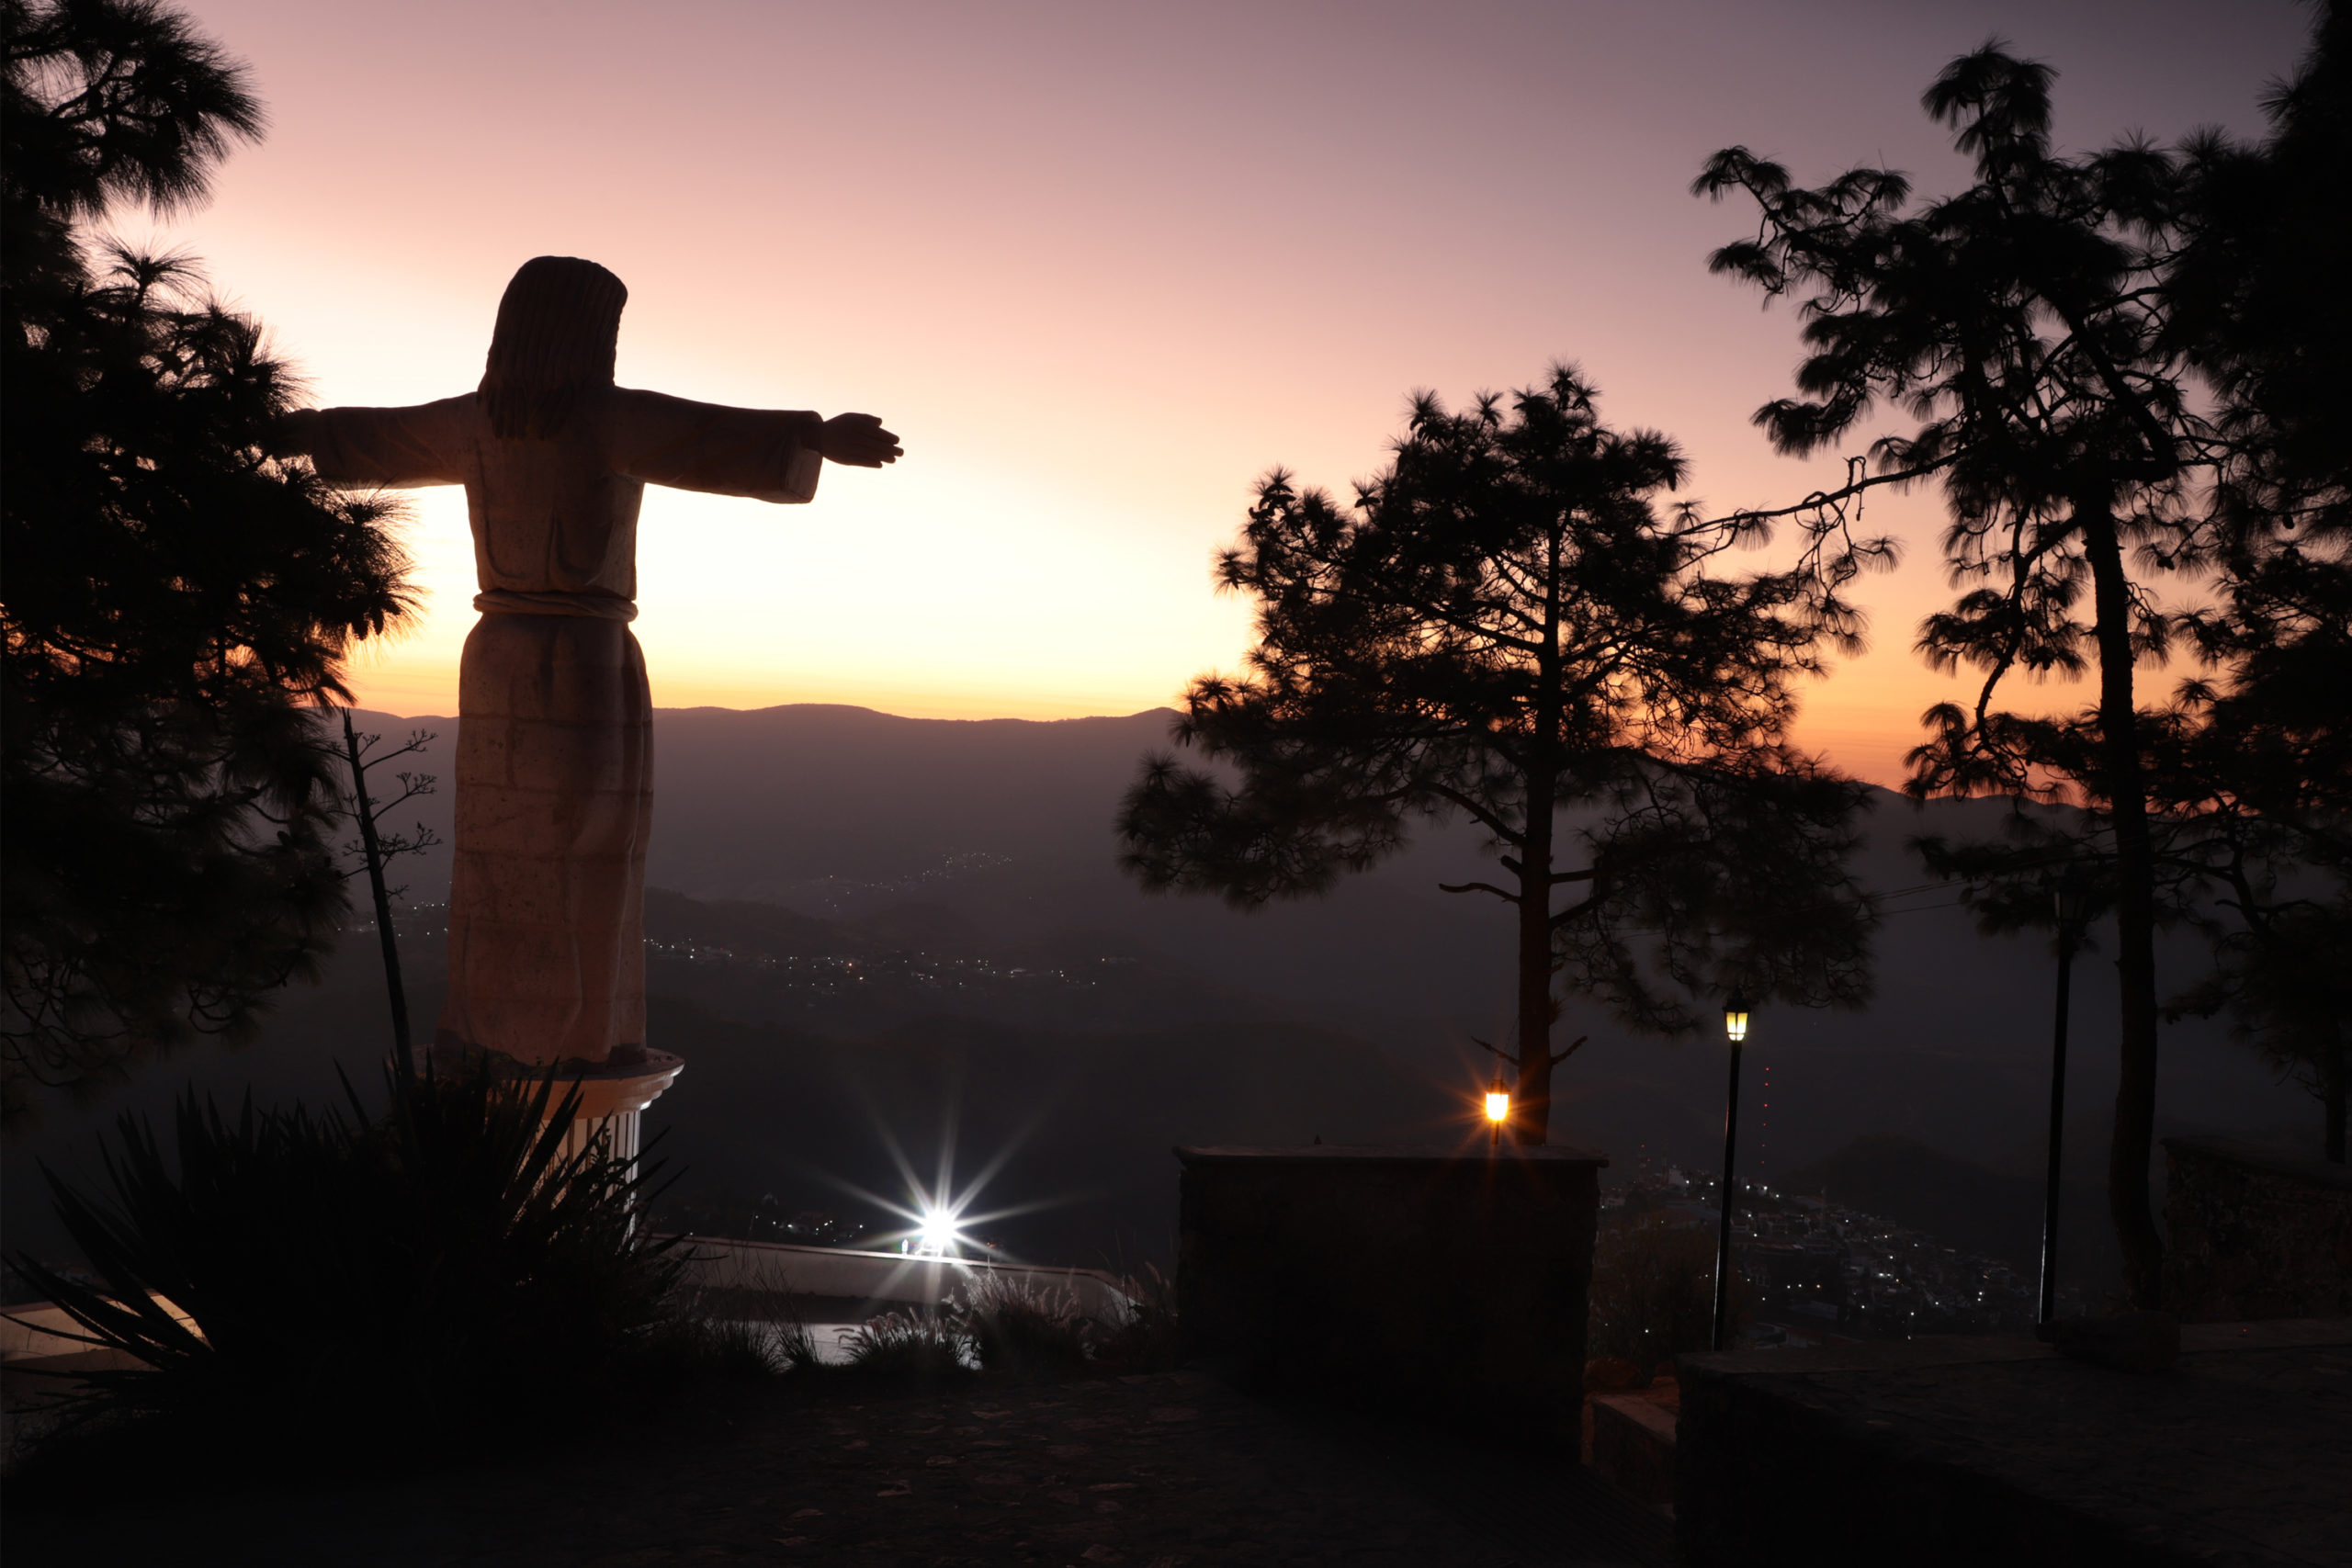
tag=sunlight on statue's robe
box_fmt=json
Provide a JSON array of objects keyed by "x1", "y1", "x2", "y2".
[{"x1": 288, "y1": 389, "x2": 821, "y2": 1065}]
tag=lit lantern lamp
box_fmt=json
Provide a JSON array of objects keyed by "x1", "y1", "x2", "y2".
[
  {"x1": 1724, "y1": 994, "x2": 1751, "y2": 1044},
  {"x1": 1485, "y1": 1076, "x2": 1510, "y2": 1148}
]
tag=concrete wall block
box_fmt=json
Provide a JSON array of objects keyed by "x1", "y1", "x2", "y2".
[
  {"x1": 2161, "y1": 1136, "x2": 2352, "y2": 1322},
  {"x1": 1174, "y1": 1144, "x2": 1605, "y2": 1434}
]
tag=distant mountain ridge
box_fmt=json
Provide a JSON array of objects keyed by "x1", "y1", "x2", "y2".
[
  {"x1": 1781, "y1": 1134, "x2": 2091, "y2": 1278},
  {"x1": 340, "y1": 701, "x2": 2311, "y2": 1175}
]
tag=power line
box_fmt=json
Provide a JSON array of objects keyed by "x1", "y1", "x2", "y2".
[{"x1": 1872, "y1": 897, "x2": 1975, "y2": 917}]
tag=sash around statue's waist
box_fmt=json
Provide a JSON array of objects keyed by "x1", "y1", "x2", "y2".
[{"x1": 473, "y1": 589, "x2": 639, "y2": 622}]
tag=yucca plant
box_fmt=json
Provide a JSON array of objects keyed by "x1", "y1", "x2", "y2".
[
  {"x1": 839, "y1": 1308, "x2": 974, "y2": 1382},
  {"x1": 953, "y1": 1273, "x2": 1095, "y2": 1378},
  {"x1": 1091, "y1": 1262, "x2": 1182, "y2": 1373},
  {"x1": 6, "y1": 1064, "x2": 684, "y2": 1461},
  {"x1": 1586, "y1": 1214, "x2": 1741, "y2": 1376}
]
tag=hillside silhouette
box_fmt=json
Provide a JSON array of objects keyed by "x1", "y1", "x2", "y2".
[{"x1": 1780, "y1": 1134, "x2": 2109, "y2": 1285}]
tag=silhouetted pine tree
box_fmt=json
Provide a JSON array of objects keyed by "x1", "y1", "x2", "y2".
[
  {"x1": 2155, "y1": 5, "x2": 2352, "y2": 1165},
  {"x1": 2155, "y1": 736, "x2": 2351, "y2": 1161},
  {"x1": 1, "y1": 0, "x2": 412, "y2": 1127},
  {"x1": 1696, "y1": 38, "x2": 2345, "y2": 1297},
  {"x1": 2158, "y1": 548, "x2": 2350, "y2": 1162},
  {"x1": 1119, "y1": 368, "x2": 1878, "y2": 1144},
  {"x1": 2172, "y1": 0, "x2": 2351, "y2": 550}
]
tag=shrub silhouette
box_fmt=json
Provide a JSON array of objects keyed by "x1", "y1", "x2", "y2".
[
  {"x1": 1587, "y1": 1213, "x2": 1740, "y2": 1376},
  {"x1": 8, "y1": 1066, "x2": 684, "y2": 1468}
]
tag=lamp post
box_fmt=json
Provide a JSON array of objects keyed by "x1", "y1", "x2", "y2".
[
  {"x1": 2038, "y1": 878, "x2": 2089, "y2": 1325},
  {"x1": 1712, "y1": 992, "x2": 1750, "y2": 1352}
]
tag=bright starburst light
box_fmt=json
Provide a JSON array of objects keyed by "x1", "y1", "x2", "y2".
[
  {"x1": 911, "y1": 1202, "x2": 965, "y2": 1258},
  {"x1": 823, "y1": 1092, "x2": 1066, "y2": 1268}
]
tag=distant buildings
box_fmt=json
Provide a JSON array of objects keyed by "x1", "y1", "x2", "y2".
[{"x1": 1602, "y1": 1168, "x2": 2075, "y2": 1344}]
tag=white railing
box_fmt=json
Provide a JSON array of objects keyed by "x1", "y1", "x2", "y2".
[
  {"x1": 0, "y1": 1242, "x2": 1137, "y2": 1375},
  {"x1": 670, "y1": 1235, "x2": 1136, "y2": 1319}
]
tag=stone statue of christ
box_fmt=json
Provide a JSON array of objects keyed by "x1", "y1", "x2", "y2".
[{"x1": 282, "y1": 256, "x2": 899, "y2": 1077}]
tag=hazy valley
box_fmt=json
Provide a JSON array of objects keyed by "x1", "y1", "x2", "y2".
[{"x1": 5, "y1": 705, "x2": 2317, "y2": 1286}]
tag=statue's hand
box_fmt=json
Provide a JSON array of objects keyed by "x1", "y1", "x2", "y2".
[{"x1": 816, "y1": 412, "x2": 902, "y2": 467}]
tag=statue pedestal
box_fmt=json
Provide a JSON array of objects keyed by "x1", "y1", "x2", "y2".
[
  {"x1": 419, "y1": 1042, "x2": 684, "y2": 1162},
  {"x1": 541, "y1": 1048, "x2": 684, "y2": 1163}
]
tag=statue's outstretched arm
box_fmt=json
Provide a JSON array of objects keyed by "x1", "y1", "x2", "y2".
[
  {"x1": 605, "y1": 387, "x2": 897, "y2": 504},
  {"x1": 277, "y1": 397, "x2": 472, "y2": 488}
]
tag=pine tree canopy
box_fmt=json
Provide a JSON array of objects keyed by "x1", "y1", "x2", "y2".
[
  {"x1": 2, "y1": 0, "x2": 413, "y2": 1127},
  {"x1": 1699, "y1": 24, "x2": 2352, "y2": 1283},
  {"x1": 1120, "y1": 367, "x2": 1878, "y2": 1142},
  {"x1": 2154, "y1": 4, "x2": 2352, "y2": 1159}
]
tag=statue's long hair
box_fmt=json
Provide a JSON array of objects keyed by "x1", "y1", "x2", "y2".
[{"x1": 478, "y1": 256, "x2": 628, "y2": 440}]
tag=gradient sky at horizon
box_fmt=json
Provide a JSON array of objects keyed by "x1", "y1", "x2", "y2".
[{"x1": 147, "y1": 0, "x2": 2313, "y2": 784}]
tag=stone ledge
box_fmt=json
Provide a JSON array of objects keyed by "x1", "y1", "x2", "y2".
[
  {"x1": 1173, "y1": 1142, "x2": 1609, "y2": 1164},
  {"x1": 1679, "y1": 1314, "x2": 2350, "y2": 1382},
  {"x1": 1588, "y1": 1387, "x2": 1679, "y2": 1506},
  {"x1": 2165, "y1": 1139, "x2": 2352, "y2": 1322},
  {"x1": 1676, "y1": 1319, "x2": 2352, "y2": 1566},
  {"x1": 2164, "y1": 1135, "x2": 2352, "y2": 1192}
]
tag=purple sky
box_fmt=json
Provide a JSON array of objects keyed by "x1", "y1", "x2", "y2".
[{"x1": 153, "y1": 0, "x2": 2315, "y2": 782}]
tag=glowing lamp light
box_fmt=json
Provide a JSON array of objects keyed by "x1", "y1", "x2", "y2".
[
  {"x1": 909, "y1": 1205, "x2": 961, "y2": 1259},
  {"x1": 1484, "y1": 1089, "x2": 1510, "y2": 1124},
  {"x1": 1724, "y1": 992, "x2": 1752, "y2": 1045}
]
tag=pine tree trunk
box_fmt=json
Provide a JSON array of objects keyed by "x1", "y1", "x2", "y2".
[
  {"x1": 1514, "y1": 766, "x2": 1557, "y2": 1145},
  {"x1": 2083, "y1": 506, "x2": 2165, "y2": 1308},
  {"x1": 343, "y1": 708, "x2": 413, "y2": 1081}
]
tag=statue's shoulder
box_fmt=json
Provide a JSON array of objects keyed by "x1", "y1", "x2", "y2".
[
  {"x1": 418, "y1": 390, "x2": 487, "y2": 449},
  {"x1": 595, "y1": 385, "x2": 727, "y2": 445},
  {"x1": 601, "y1": 384, "x2": 692, "y2": 417},
  {"x1": 389, "y1": 390, "x2": 482, "y2": 430}
]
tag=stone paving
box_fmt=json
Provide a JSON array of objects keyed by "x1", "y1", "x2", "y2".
[{"x1": 4, "y1": 1369, "x2": 1671, "y2": 1567}]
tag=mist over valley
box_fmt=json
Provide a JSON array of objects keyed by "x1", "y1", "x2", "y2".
[{"x1": 6, "y1": 705, "x2": 2312, "y2": 1289}]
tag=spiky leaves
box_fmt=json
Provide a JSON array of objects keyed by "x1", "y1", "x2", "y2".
[{"x1": 7, "y1": 1066, "x2": 684, "y2": 1458}]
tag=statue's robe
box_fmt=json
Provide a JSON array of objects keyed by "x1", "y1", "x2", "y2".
[{"x1": 287, "y1": 389, "x2": 822, "y2": 1066}]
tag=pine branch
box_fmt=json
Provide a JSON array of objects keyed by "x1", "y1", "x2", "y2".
[{"x1": 1437, "y1": 880, "x2": 1519, "y2": 903}]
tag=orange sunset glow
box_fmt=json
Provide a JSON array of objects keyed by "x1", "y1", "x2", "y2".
[{"x1": 140, "y1": 0, "x2": 2310, "y2": 784}]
